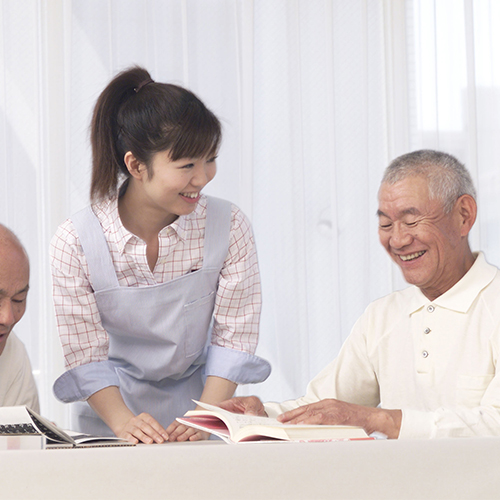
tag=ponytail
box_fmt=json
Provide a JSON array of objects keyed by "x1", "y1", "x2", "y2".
[{"x1": 90, "y1": 67, "x2": 152, "y2": 201}]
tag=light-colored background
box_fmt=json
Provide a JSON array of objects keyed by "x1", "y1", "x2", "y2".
[{"x1": 2, "y1": 0, "x2": 500, "y2": 427}]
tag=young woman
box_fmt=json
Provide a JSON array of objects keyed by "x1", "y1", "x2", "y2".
[{"x1": 50, "y1": 67, "x2": 270, "y2": 444}]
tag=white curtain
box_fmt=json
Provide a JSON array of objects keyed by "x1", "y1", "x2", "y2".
[{"x1": 1, "y1": 0, "x2": 500, "y2": 425}]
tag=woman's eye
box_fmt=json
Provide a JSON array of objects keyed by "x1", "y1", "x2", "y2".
[
  {"x1": 207, "y1": 156, "x2": 218, "y2": 163},
  {"x1": 180, "y1": 163, "x2": 194, "y2": 169}
]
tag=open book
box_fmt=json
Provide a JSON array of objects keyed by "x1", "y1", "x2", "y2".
[
  {"x1": 0, "y1": 406, "x2": 133, "y2": 449},
  {"x1": 177, "y1": 401, "x2": 371, "y2": 443}
]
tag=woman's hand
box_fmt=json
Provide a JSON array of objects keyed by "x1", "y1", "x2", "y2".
[
  {"x1": 166, "y1": 420, "x2": 210, "y2": 442},
  {"x1": 115, "y1": 412, "x2": 170, "y2": 444},
  {"x1": 218, "y1": 396, "x2": 267, "y2": 416},
  {"x1": 88, "y1": 386, "x2": 169, "y2": 444}
]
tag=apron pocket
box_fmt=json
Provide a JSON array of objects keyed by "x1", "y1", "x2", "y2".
[{"x1": 184, "y1": 291, "x2": 216, "y2": 358}]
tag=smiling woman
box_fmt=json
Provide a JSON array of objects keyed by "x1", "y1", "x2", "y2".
[
  {"x1": 49, "y1": 66, "x2": 271, "y2": 444},
  {"x1": 119, "y1": 151, "x2": 218, "y2": 248}
]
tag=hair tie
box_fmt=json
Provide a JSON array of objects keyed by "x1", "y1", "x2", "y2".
[{"x1": 134, "y1": 78, "x2": 154, "y2": 93}]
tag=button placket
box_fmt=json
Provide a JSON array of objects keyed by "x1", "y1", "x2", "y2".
[{"x1": 419, "y1": 304, "x2": 436, "y2": 364}]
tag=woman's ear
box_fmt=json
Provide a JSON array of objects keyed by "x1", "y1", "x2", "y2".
[{"x1": 124, "y1": 151, "x2": 145, "y2": 180}]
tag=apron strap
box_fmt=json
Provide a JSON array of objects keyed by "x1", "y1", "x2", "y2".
[
  {"x1": 203, "y1": 196, "x2": 232, "y2": 270},
  {"x1": 71, "y1": 206, "x2": 120, "y2": 291},
  {"x1": 72, "y1": 196, "x2": 232, "y2": 291}
]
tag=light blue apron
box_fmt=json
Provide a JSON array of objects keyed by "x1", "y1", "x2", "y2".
[{"x1": 67, "y1": 196, "x2": 231, "y2": 435}]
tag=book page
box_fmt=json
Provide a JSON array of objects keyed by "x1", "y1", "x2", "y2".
[
  {"x1": 189, "y1": 401, "x2": 370, "y2": 442},
  {"x1": 193, "y1": 400, "x2": 283, "y2": 429}
]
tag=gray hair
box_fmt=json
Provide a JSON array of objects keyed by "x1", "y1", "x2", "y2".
[{"x1": 381, "y1": 150, "x2": 476, "y2": 213}]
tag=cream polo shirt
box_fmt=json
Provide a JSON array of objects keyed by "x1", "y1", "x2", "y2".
[
  {"x1": 0, "y1": 332, "x2": 40, "y2": 413},
  {"x1": 265, "y1": 252, "x2": 500, "y2": 438}
]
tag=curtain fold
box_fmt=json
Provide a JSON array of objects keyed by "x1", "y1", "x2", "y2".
[{"x1": 1, "y1": 0, "x2": 499, "y2": 425}]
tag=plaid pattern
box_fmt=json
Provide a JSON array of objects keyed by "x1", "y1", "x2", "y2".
[{"x1": 50, "y1": 196, "x2": 261, "y2": 369}]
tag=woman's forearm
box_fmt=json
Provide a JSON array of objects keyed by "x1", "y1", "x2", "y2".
[
  {"x1": 197, "y1": 375, "x2": 237, "y2": 408},
  {"x1": 87, "y1": 386, "x2": 135, "y2": 435},
  {"x1": 87, "y1": 386, "x2": 168, "y2": 444}
]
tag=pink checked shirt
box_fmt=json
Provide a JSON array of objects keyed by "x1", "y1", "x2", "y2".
[{"x1": 50, "y1": 195, "x2": 261, "y2": 370}]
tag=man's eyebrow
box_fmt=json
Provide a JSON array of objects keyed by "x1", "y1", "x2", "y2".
[
  {"x1": 0, "y1": 284, "x2": 30, "y2": 297},
  {"x1": 400, "y1": 208, "x2": 421, "y2": 216},
  {"x1": 15, "y1": 285, "x2": 30, "y2": 295},
  {"x1": 376, "y1": 208, "x2": 421, "y2": 217}
]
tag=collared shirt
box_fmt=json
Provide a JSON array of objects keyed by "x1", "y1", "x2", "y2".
[
  {"x1": 50, "y1": 195, "x2": 261, "y2": 370},
  {"x1": 0, "y1": 332, "x2": 40, "y2": 412},
  {"x1": 265, "y1": 253, "x2": 500, "y2": 438}
]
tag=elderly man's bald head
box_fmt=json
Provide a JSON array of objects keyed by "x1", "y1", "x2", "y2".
[
  {"x1": 0, "y1": 224, "x2": 30, "y2": 356},
  {"x1": 0, "y1": 225, "x2": 28, "y2": 257}
]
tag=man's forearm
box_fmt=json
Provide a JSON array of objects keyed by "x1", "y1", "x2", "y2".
[{"x1": 365, "y1": 407, "x2": 402, "y2": 438}]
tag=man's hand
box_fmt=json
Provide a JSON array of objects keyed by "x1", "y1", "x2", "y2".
[
  {"x1": 166, "y1": 420, "x2": 210, "y2": 442},
  {"x1": 277, "y1": 399, "x2": 402, "y2": 439},
  {"x1": 218, "y1": 396, "x2": 267, "y2": 416},
  {"x1": 115, "y1": 412, "x2": 169, "y2": 444}
]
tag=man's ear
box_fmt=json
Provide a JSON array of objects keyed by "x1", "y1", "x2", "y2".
[
  {"x1": 456, "y1": 194, "x2": 477, "y2": 237},
  {"x1": 124, "y1": 151, "x2": 145, "y2": 180}
]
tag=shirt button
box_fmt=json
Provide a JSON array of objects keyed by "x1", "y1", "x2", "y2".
[
  {"x1": 427, "y1": 305, "x2": 435, "y2": 313},
  {"x1": 424, "y1": 327, "x2": 431, "y2": 334},
  {"x1": 422, "y1": 350, "x2": 429, "y2": 358}
]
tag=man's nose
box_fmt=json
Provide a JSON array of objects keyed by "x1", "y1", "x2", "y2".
[
  {"x1": 0, "y1": 300, "x2": 16, "y2": 327},
  {"x1": 390, "y1": 224, "x2": 412, "y2": 249}
]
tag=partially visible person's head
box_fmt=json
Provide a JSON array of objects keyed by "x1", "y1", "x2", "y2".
[
  {"x1": 90, "y1": 66, "x2": 222, "y2": 202},
  {"x1": 0, "y1": 225, "x2": 29, "y2": 355},
  {"x1": 377, "y1": 150, "x2": 477, "y2": 301}
]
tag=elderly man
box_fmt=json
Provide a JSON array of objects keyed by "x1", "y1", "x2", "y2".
[
  {"x1": 0, "y1": 224, "x2": 39, "y2": 412},
  {"x1": 219, "y1": 149, "x2": 500, "y2": 439}
]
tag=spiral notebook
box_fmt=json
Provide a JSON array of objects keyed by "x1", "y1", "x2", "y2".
[{"x1": 0, "y1": 406, "x2": 134, "y2": 449}]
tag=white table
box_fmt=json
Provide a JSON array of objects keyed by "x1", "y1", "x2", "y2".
[{"x1": 3, "y1": 437, "x2": 500, "y2": 500}]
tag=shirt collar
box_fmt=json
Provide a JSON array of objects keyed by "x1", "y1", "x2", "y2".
[
  {"x1": 93, "y1": 194, "x2": 208, "y2": 252},
  {"x1": 92, "y1": 197, "x2": 133, "y2": 254},
  {"x1": 163, "y1": 196, "x2": 207, "y2": 241},
  {"x1": 407, "y1": 252, "x2": 497, "y2": 314},
  {"x1": 159, "y1": 195, "x2": 207, "y2": 241}
]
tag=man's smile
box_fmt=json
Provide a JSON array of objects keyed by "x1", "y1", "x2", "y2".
[{"x1": 398, "y1": 251, "x2": 426, "y2": 262}]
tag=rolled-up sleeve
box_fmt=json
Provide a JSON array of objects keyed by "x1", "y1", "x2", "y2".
[
  {"x1": 204, "y1": 345, "x2": 271, "y2": 384},
  {"x1": 53, "y1": 360, "x2": 120, "y2": 402}
]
